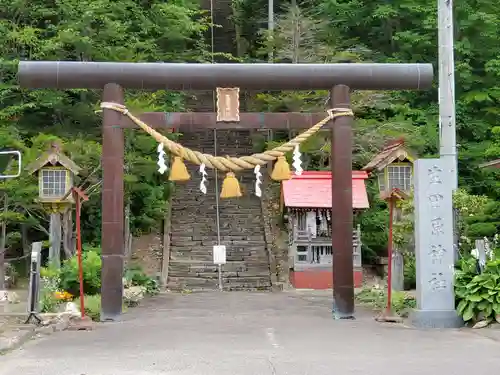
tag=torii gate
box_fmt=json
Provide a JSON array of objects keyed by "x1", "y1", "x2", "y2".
[{"x1": 18, "y1": 62, "x2": 433, "y2": 321}]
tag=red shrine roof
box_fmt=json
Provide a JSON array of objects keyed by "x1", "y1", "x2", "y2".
[{"x1": 281, "y1": 171, "x2": 370, "y2": 209}]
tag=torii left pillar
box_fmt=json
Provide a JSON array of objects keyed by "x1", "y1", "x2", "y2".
[{"x1": 101, "y1": 83, "x2": 125, "y2": 321}]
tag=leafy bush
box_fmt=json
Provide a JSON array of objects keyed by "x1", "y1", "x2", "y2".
[
  {"x1": 40, "y1": 266, "x2": 63, "y2": 312},
  {"x1": 40, "y1": 290, "x2": 61, "y2": 313},
  {"x1": 461, "y1": 201, "x2": 500, "y2": 239},
  {"x1": 74, "y1": 294, "x2": 101, "y2": 321},
  {"x1": 59, "y1": 250, "x2": 101, "y2": 296},
  {"x1": 83, "y1": 244, "x2": 102, "y2": 255},
  {"x1": 455, "y1": 257, "x2": 500, "y2": 324},
  {"x1": 355, "y1": 287, "x2": 416, "y2": 317},
  {"x1": 403, "y1": 253, "x2": 416, "y2": 290},
  {"x1": 124, "y1": 265, "x2": 159, "y2": 296}
]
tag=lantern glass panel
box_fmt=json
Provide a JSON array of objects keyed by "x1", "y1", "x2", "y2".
[
  {"x1": 40, "y1": 168, "x2": 68, "y2": 198},
  {"x1": 387, "y1": 164, "x2": 412, "y2": 191}
]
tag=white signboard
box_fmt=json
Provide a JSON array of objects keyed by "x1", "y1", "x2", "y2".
[
  {"x1": 213, "y1": 245, "x2": 227, "y2": 265},
  {"x1": 0, "y1": 150, "x2": 22, "y2": 179}
]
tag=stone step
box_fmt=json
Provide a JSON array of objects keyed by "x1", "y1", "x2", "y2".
[
  {"x1": 168, "y1": 264, "x2": 270, "y2": 276},
  {"x1": 169, "y1": 259, "x2": 270, "y2": 267},
  {"x1": 170, "y1": 250, "x2": 269, "y2": 258},
  {"x1": 169, "y1": 235, "x2": 267, "y2": 241},
  {"x1": 167, "y1": 277, "x2": 219, "y2": 290},
  {"x1": 167, "y1": 276, "x2": 272, "y2": 291},
  {"x1": 168, "y1": 244, "x2": 268, "y2": 250},
  {"x1": 169, "y1": 237, "x2": 266, "y2": 244},
  {"x1": 171, "y1": 224, "x2": 265, "y2": 230},
  {"x1": 170, "y1": 251, "x2": 268, "y2": 256},
  {"x1": 170, "y1": 257, "x2": 270, "y2": 266},
  {"x1": 170, "y1": 240, "x2": 266, "y2": 246},
  {"x1": 169, "y1": 212, "x2": 264, "y2": 219},
  {"x1": 168, "y1": 273, "x2": 272, "y2": 282}
]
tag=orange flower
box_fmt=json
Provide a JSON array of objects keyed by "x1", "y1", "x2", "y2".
[{"x1": 54, "y1": 291, "x2": 73, "y2": 301}]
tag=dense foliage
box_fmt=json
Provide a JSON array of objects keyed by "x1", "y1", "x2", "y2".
[
  {"x1": 0, "y1": 0, "x2": 211, "y2": 261},
  {"x1": 1, "y1": 0, "x2": 500, "y2": 267},
  {"x1": 455, "y1": 256, "x2": 500, "y2": 325}
]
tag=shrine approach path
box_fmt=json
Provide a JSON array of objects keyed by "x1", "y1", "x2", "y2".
[{"x1": 1, "y1": 290, "x2": 500, "y2": 375}]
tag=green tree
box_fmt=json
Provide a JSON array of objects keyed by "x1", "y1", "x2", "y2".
[{"x1": 0, "y1": 0, "x2": 213, "y2": 254}]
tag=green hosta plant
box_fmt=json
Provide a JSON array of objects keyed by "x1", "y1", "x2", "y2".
[{"x1": 455, "y1": 257, "x2": 500, "y2": 327}]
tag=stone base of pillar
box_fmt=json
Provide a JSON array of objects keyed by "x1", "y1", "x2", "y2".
[{"x1": 410, "y1": 309, "x2": 463, "y2": 328}]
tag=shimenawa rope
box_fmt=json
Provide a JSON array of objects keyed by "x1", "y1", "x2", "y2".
[{"x1": 99, "y1": 102, "x2": 353, "y2": 173}]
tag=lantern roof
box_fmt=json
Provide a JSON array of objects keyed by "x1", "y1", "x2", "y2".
[
  {"x1": 362, "y1": 138, "x2": 416, "y2": 172},
  {"x1": 26, "y1": 142, "x2": 82, "y2": 176}
]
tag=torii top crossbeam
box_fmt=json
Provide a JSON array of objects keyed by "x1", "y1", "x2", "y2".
[{"x1": 18, "y1": 62, "x2": 433, "y2": 90}]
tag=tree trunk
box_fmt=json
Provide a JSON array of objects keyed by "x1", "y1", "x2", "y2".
[
  {"x1": 0, "y1": 194, "x2": 7, "y2": 290},
  {"x1": 292, "y1": 4, "x2": 300, "y2": 63},
  {"x1": 62, "y1": 208, "x2": 75, "y2": 259},
  {"x1": 21, "y1": 223, "x2": 30, "y2": 278},
  {"x1": 49, "y1": 212, "x2": 62, "y2": 268}
]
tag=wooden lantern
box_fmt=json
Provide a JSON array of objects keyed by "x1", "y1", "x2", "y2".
[
  {"x1": 26, "y1": 143, "x2": 82, "y2": 213},
  {"x1": 362, "y1": 139, "x2": 415, "y2": 200}
]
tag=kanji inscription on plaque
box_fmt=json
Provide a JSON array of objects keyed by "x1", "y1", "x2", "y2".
[{"x1": 216, "y1": 87, "x2": 240, "y2": 122}]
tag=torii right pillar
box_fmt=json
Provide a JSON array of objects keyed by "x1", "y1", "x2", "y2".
[{"x1": 330, "y1": 85, "x2": 355, "y2": 319}]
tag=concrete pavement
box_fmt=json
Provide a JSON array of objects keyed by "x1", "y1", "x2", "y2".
[{"x1": 1, "y1": 290, "x2": 500, "y2": 375}]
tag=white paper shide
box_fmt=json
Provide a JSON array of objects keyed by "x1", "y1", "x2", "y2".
[
  {"x1": 254, "y1": 165, "x2": 262, "y2": 197},
  {"x1": 199, "y1": 163, "x2": 208, "y2": 194},
  {"x1": 157, "y1": 143, "x2": 168, "y2": 174}
]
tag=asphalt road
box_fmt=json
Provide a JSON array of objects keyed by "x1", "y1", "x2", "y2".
[{"x1": 2, "y1": 290, "x2": 500, "y2": 375}]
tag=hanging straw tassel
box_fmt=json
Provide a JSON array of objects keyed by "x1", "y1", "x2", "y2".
[
  {"x1": 271, "y1": 155, "x2": 292, "y2": 181},
  {"x1": 169, "y1": 157, "x2": 190, "y2": 181},
  {"x1": 220, "y1": 172, "x2": 242, "y2": 198}
]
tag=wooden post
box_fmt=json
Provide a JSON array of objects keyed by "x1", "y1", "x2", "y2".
[
  {"x1": 160, "y1": 199, "x2": 172, "y2": 288},
  {"x1": 331, "y1": 85, "x2": 355, "y2": 319},
  {"x1": 101, "y1": 83, "x2": 125, "y2": 321},
  {"x1": 48, "y1": 212, "x2": 62, "y2": 268},
  {"x1": 21, "y1": 224, "x2": 29, "y2": 278}
]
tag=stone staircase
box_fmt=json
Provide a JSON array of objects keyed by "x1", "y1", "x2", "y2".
[{"x1": 167, "y1": 130, "x2": 272, "y2": 291}]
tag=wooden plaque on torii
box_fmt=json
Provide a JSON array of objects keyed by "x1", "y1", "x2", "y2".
[{"x1": 216, "y1": 87, "x2": 240, "y2": 123}]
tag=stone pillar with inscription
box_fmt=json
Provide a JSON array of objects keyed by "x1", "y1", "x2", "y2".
[{"x1": 410, "y1": 159, "x2": 463, "y2": 328}]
